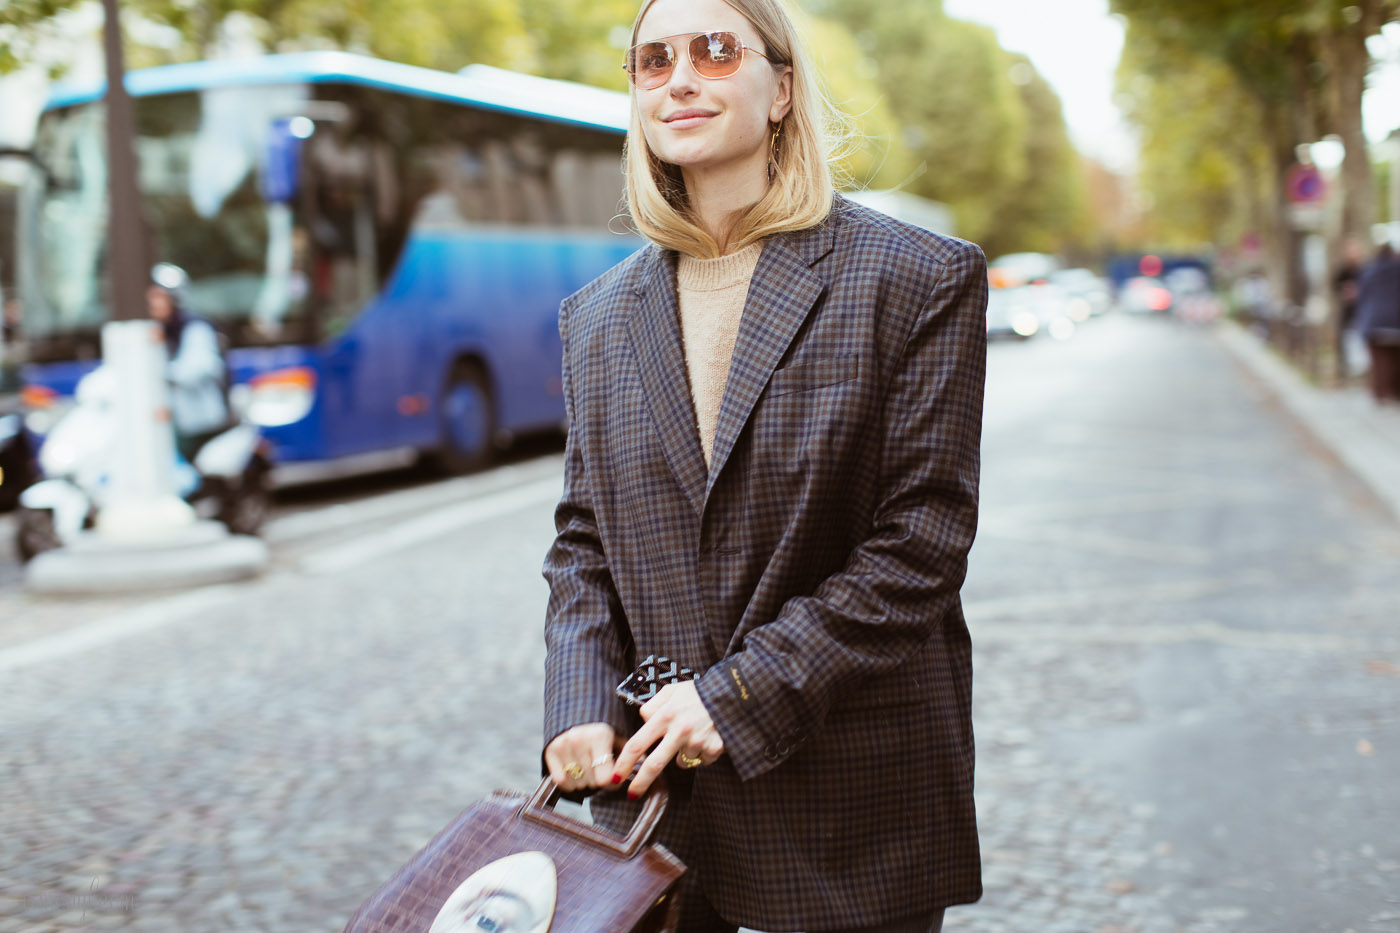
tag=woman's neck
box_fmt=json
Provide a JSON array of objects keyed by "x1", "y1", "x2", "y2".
[{"x1": 682, "y1": 157, "x2": 769, "y2": 254}]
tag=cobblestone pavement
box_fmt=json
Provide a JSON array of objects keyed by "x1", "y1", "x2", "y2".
[{"x1": 1, "y1": 315, "x2": 1397, "y2": 932}]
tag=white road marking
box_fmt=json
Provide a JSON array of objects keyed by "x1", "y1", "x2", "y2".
[
  {"x1": 0, "y1": 584, "x2": 242, "y2": 673},
  {"x1": 298, "y1": 476, "x2": 561, "y2": 575},
  {"x1": 263, "y1": 455, "x2": 563, "y2": 545},
  {"x1": 0, "y1": 469, "x2": 564, "y2": 672}
]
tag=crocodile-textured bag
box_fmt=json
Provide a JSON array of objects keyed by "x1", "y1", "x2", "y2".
[{"x1": 342, "y1": 778, "x2": 685, "y2": 933}]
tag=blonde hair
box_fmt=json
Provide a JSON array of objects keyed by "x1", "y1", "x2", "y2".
[{"x1": 623, "y1": 0, "x2": 843, "y2": 258}]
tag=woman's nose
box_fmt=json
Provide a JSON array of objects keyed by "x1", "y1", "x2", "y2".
[{"x1": 667, "y1": 49, "x2": 701, "y2": 96}]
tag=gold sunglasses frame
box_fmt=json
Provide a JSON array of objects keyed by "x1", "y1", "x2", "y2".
[{"x1": 623, "y1": 31, "x2": 777, "y2": 90}]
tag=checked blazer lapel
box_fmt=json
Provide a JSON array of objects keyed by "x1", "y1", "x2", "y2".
[
  {"x1": 705, "y1": 223, "x2": 835, "y2": 499},
  {"x1": 626, "y1": 247, "x2": 708, "y2": 514}
]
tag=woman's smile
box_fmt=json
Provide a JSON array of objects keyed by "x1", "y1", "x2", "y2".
[{"x1": 662, "y1": 107, "x2": 720, "y2": 130}]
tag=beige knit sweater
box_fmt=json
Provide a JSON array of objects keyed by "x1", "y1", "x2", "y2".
[{"x1": 677, "y1": 242, "x2": 764, "y2": 467}]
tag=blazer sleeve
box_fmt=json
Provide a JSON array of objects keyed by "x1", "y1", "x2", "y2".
[
  {"x1": 695, "y1": 239, "x2": 988, "y2": 781},
  {"x1": 541, "y1": 295, "x2": 634, "y2": 749}
]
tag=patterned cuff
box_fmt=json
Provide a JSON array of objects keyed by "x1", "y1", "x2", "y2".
[{"x1": 696, "y1": 657, "x2": 808, "y2": 782}]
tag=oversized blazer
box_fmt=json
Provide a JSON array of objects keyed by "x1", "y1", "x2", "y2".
[{"x1": 542, "y1": 196, "x2": 987, "y2": 930}]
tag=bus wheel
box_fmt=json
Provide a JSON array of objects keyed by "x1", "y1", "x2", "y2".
[{"x1": 433, "y1": 363, "x2": 496, "y2": 474}]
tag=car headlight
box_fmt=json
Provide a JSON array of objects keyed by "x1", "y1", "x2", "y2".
[
  {"x1": 247, "y1": 366, "x2": 317, "y2": 427},
  {"x1": 1011, "y1": 311, "x2": 1039, "y2": 337}
]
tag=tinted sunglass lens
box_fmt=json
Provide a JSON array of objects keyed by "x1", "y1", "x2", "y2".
[
  {"x1": 691, "y1": 32, "x2": 742, "y2": 77},
  {"x1": 630, "y1": 41, "x2": 674, "y2": 88}
]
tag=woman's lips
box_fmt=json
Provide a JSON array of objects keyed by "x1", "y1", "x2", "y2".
[{"x1": 664, "y1": 110, "x2": 717, "y2": 129}]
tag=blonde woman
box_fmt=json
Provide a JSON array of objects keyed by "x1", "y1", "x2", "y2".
[{"x1": 542, "y1": 0, "x2": 987, "y2": 929}]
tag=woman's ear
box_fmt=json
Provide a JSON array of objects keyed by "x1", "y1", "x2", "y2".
[{"x1": 769, "y1": 67, "x2": 794, "y2": 123}]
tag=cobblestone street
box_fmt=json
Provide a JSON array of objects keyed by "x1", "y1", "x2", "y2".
[{"x1": 1, "y1": 315, "x2": 1398, "y2": 932}]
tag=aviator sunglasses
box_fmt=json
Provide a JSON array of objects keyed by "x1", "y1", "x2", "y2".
[{"x1": 624, "y1": 31, "x2": 779, "y2": 90}]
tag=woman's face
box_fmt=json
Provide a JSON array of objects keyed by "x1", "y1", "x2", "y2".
[{"x1": 632, "y1": 0, "x2": 792, "y2": 184}]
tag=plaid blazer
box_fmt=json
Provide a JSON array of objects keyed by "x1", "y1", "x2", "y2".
[{"x1": 542, "y1": 197, "x2": 986, "y2": 929}]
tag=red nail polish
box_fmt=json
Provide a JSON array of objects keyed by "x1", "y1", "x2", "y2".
[
  {"x1": 612, "y1": 774, "x2": 623, "y2": 785},
  {"x1": 627, "y1": 791, "x2": 638, "y2": 800}
]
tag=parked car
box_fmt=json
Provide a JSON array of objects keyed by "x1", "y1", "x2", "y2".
[
  {"x1": 986, "y1": 286, "x2": 1039, "y2": 340},
  {"x1": 1165, "y1": 267, "x2": 1223, "y2": 323},
  {"x1": 1050, "y1": 268, "x2": 1111, "y2": 320},
  {"x1": 1120, "y1": 276, "x2": 1174, "y2": 315},
  {"x1": 990, "y1": 252, "x2": 1059, "y2": 285}
]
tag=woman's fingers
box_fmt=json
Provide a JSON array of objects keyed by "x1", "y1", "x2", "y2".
[
  {"x1": 615, "y1": 681, "x2": 729, "y2": 797},
  {"x1": 587, "y1": 744, "x2": 616, "y2": 788},
  {"x1": 545, "y1": 723, "x2": 617, "y2": 792},
  {"x1": 627, "y1": 730, "x2": 682, "y2": 798},
  {"x1": 613, "y1": 714, "x2": 664, "y2": 790}
]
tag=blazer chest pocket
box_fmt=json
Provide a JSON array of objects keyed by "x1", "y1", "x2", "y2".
[{"x1": 765, "y1": 354, "x2": 860, "y2": 398}]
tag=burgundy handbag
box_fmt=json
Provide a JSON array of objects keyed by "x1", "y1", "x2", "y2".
[{"x1": 342, "y1": 777, "x2": 686, "y2": 933}]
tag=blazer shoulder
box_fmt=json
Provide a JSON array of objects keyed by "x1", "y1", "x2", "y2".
[
  {"x1": 561, "y1": 243, "x2": 653, "y2": 325},
  {"x1": 831, "y1": 197, "x2": 985, "y2": 282}
]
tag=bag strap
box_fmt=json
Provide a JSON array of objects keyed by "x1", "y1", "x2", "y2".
[{"x1": 520, "y1": 777, "x2": 668, "y2": 859}]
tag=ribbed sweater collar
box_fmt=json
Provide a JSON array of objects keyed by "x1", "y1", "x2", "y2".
[{"x1": 676, "y1": 242, "x2": 764, "y2": 292}]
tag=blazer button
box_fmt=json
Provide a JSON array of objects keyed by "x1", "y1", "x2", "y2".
[{"x1": 764, "y1": 744, "x2": 779, "y2": 761}]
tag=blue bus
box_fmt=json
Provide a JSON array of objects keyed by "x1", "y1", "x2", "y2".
[{"x1": 16, "y1": 53, "x2": 637, "y2": 482}]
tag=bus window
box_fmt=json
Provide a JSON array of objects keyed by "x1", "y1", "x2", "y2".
[{"x1": 304, "y1": 124, "x2": 377, "y2": 337}]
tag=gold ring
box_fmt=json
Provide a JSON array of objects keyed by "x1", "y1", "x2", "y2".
[
  {"x1": 564, "y1": 762, "x2": 585, "y2": 780},
  {"x1": 677, "y1": 753, "x2": 703, "y2": 769}
]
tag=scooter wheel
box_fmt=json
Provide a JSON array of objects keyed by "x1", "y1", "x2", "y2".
[
  {"x1": 16, "y1": 506, "x2": 62, "y2": 563},
  {"x1": 218, "y1": 462, "x2": 271, "y2": 537}
]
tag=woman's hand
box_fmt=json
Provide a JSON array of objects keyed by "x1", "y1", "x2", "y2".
[
  {"x1": 614, "y1": 681, "x2": 725, "y2": 798},
  {"x1": 544, "y1": 723, "x2": 619, "y2": 794}
]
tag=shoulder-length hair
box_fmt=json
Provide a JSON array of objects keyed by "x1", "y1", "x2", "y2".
[{"x1": 623, "y1": 0, "x2": 843, "y2": 258}]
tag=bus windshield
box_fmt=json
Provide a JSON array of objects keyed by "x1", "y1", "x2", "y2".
[{"x1": 23, "y1": 84, "x2": 315, "y2": 360}]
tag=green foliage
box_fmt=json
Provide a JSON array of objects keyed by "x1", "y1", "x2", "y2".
[
  {"x1": 990, "y1": 54, "x2": 1090, "y2": 256},
  {"x1": 1116, "y1": 18, "x2": 1271, "y2": 248},
  {"x1": 801, "y1": 14, "x2": 916, "y2": 190},
  {"x1": 1, "y1": 0, "x2": 86, "y2": 75},
  {"x1": 1114, "y1": 0, "x2": 1397, "y2": 283},
  {"x1": 811, "y1": 0, "x2": 1091, "y2": 255}
]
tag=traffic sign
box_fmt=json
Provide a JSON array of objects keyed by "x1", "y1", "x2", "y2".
[{"x1": 1286, "y1": 163, "x2": 1326, "y2": 205}]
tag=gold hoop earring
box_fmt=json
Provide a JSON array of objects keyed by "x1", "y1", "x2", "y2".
[{"x1": 767, "y1": 122, "x2": 782, "y2": 184}]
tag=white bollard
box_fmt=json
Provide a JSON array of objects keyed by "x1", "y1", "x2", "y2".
[{"x1": 94, "y1": 319, "x2": 197, "y2": 540}]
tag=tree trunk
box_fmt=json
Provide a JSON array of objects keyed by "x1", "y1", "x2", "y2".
[
  {"x1": 1259, "y1": 102, "x2": 1308, "y2": 358},
  {"x1": 1317, "y1": 4, "x2": 1382, "y2": 381},
  {"x1": 1319, "y1": 19, "x2": 1376, "y2": 244}
]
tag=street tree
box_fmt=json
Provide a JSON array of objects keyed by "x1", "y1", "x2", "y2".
[
  {"x1": 990, "y1": 53, "x2": 1090, "y2": 257},
  {"x1": 1111, "y1": 0, "x2": 1399, "y2": 324},
  {"x1": 809, "y1": 0, "x2": 1098, "y2": 257},
  {"x1": 1116, "y1": 20, "x2": 1272, "y2": 252}
]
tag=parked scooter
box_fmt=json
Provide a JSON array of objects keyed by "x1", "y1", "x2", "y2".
[
  {"x1": 0, "y1": 411, "x2": 35, "y2": 512},
  {"x1": 15, "y1": 367, "x2": 272, "y2": 562}
]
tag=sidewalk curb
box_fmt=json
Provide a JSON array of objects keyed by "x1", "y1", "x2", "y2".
[{"x1": 1215, "y1": 320, "x2": 1400, "y2": 523}]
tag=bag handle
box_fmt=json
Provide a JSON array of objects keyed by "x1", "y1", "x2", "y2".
[{"x1": 520, "y1": 777, "x2": 668, "y2": 859}]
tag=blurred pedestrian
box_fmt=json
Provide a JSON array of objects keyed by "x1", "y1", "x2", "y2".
[
  {"x1": 1354, "y1": 244, "x2": 1400, "y2": 404},
  {"x1": 541, "y1": 0, "x2": 986, "y2": 931},
  {"x1": 146, "y1": 263, "x2": 230, "y2": 457},
  {"x1": 1333, "y1": 236, "x2": 1366, "y2": 380}
]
